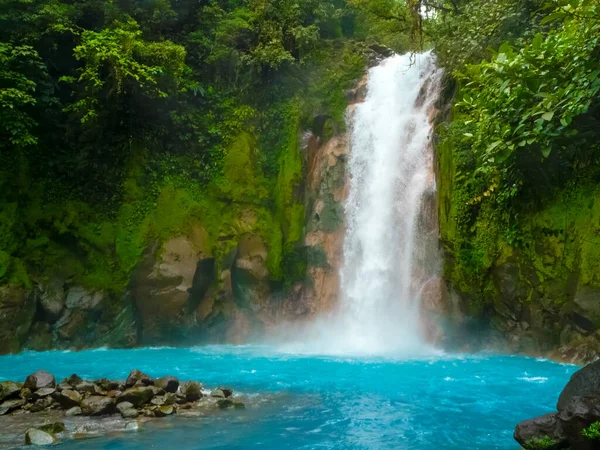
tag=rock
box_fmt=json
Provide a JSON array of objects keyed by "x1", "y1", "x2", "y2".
[
  {"x1": 24, "y1": 428, "x2": 55, "y2": 446},
  {"x1": 75, "y1": 381, "x2": 102, "y2": 395},
  {"x1": 58, "y1": 390, "x2": 82, "y2": 408},
  {"x1": 0, "y1": 286, "x2": 36, "y2": 354},
  {"x1": 80, "y1": 396, "x2": 115, "y2": 416},
  {"x1": 155, "y1": 405, "x2": 174, "y2": 417},
  {"x1": 0, "y1": 398, "x2": 25, "y2": 415},
  {"x1": 174, "y1": 393, "x2": 187, "y2": 404},
  {"x1": 149, "y1": 386, "x2": 165, "y2": 396},
  {"x1": 65, "y1": 286, "x2": 103, "y2": 310},
  {"x1": 32, "y1": 388, "x2": 55, "y2": 399},
  {"x1": 20, "y1": 387, "x2": 32, "y2": 400},
  {"x1": 0, "y1": 381, "x2": 22, "y2": 401},
  {"x1": 63, "y1": 374, "x2": 83, "y2": 387},
  {"x1": 117, "y1": 386, "x2": 154, "y2": 407},
  {"x1": 125, "y1": 369, "x2": 153, "y2": 388},
  {"x1": 120, "y1": 407, "x2": 139, "y2": 419},
  {"x1": 557, "y1": 360, "x2": 600, "y2": 410},
  {"x1": 24, "y1": 370, "x2": 56, "y2": 390},
  {"x1": 95, "y1": 378, "x2": 120, "y2": 391},
  {"x1": 37, "y1": 280, "x2": 65, "y2": 323},
  {"x1": 211, "y1": 387, "x2": 232, "y2": 398},
  {"x1": 155, "y1": 376, "x2": 179, "y2": 393},
  {"x1": 106, "y1": 390, "x2": 122, "y2": 398},
  {"x1": 151, "y1": 393, "x2": 176, "y2": 406},
  {"x1": 515, "y1": 396, "x2": 600, "y2": 450},
  {"x1": 216, "y1": 399, "x2": 245, "y2": 409},
  {"x1": 211, "y1": 388, "x2": 226, "y2": 398},
  {"x1": 38, "y1": 422, "x2": 65, "y2": 434},
  {"x1": 30, "y1": 397, "x2": 55, "y2": 413},
  {"x1": 65, "y1": 406, "x2": 82, "y2": 417},
  {"x1": 116, "y1": 401, "x2": 134, "y2": 412},
  {"x1": 181, "y1": 381, "x2": 202, "y2": 402}
]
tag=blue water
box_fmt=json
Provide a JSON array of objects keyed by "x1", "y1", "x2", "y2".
[{"x1": 0, "y1": 346, "x2": 576, "y2": 449}]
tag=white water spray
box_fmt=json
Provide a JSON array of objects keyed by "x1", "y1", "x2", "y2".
[{"x1": 276, "y1": 52, "x2": 443, "y2": 355}]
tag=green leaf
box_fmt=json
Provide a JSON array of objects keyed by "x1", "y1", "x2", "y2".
[
  {"x1": 541, "y1": 111, "x2": 554, "y2": 121},
  {"x1": 541, "y1": 147, "x2": 551, "y2": 158}
]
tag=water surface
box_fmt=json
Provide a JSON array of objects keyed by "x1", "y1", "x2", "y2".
[{"x1": 0, "y1": 346, "x2": 575, "y2": 449}]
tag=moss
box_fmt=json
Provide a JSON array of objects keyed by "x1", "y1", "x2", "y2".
[{"x1": 523, "y1": 436, "x2": 556, "y2": 450}]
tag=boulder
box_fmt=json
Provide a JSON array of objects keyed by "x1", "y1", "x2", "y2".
[
  {"x1": 20, "y1": 388, "x2": 32, "y2": 400},
  {"x1": 120, "y1": 407, "x2": 139, "y2": 419},
  {"x1": 63, "y1": 374, "x2": 83, "y2": 387},
  {"x1": 24, "y1": 428, "x2": 55, "y2": 446},
  {"x1": 181, "y1": 381, "x2": 202, "y2": 402},
  {"x1": 125, "y1": 369, "x2": 153, "y2": 388},
  {"x1": 80, "y1": 396, "x2": 115, "y2": 416},
  {"x1": 30, "y1": 397, "x2": 55, "y2": 412},
  {"x1": 515, "y1": 396, "x2": 600, "y2": 450},
  {"x1": 32, "y1": 388, "x2": 55, "y2": 399},
  {"x1": 58, "y1": 390, "x2": 82, "y2": 408},
  {"x1": 151, "y1": 393, "x2": 176, "y2": 406},
  {"x1": 155, "y1": 376, "x2": 179, "y2": 393},
  {"x1": 117, "y1": 386, "x2": 154, "y2": 407},
  {"x1": 65, "y1": 406, "x2": 82, "y2": 417},
  {"x1": 217, "y1": 399, "x2": 245, "y2": 409},
  {"x1": 0, "y1": 398, "x2": 25, "y2": 415},
  {"x1": 155, "y1": 405, "x2": 174, "y2": 417},
  {"x1": 514, "y1": 413, "x2": 566, "y2": 450},
  {"x1": 211, "y1": 387, "x2": 232, "y2": 398},
  {"x1": 557, "y1": 360, "x2": 600, "y2": 410},
  {"x1": 37, "y1": 280, "x2": 65, "y2": 323},
  {"x1": 24, "y1": 370, "x2": 56, "y2": 390},
  {"x1": 95, "y1": 378, "x2": 120, "y2": 391},
  {"x1": 75, "y1": 381, "x2": 102, "y2": 395},
  {"x1": 0, "y1": 381, "x2": 22, "y2": 401},
  {"x1": 116, "y1": 401, "x2": 135, "y2": 412}
]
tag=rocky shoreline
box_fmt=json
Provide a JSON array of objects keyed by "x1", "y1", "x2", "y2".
[
  {"x1": 0, "y1": 369, "x2": 245, "y2": 446},
  {"x1": 515, "y1": 360, "x2": 600, "y2": 450}
]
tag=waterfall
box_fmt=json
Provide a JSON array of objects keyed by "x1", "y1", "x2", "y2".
[
  {"x1": 336, "y1": 52, "x2": 443, "y2": 354},
  {"x1": 275, "y1": 52, "x2": 443, "y2": 355}
]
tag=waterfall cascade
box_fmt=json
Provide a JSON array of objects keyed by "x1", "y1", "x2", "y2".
[
  {"x1": 277, "y1": 52, "x2": 443, "y2": 355},
  {"x1": 336, "y1": 51, "x2": 443, "y2": 354}
]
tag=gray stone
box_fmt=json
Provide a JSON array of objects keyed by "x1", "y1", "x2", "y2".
[
  {"x1": 557, "y1": 360, "x2": 600, "y2": 410},
  {"x1": 24, "y1": 370, "x2": 56, "y2": 390},
  {"x1": 125, "y1": 369, "x2": 153, "y2": 388},
  {"x1": 24, "y1": 428, "x2": 55, "y2": 446},
  {"x1": 65, "y1": 406, "x2": 82, "y2": 417},
  {"x1": 0, "y1": 398, "x2": 25, "y2": 415},
  {"x1": 211, "y1": 388, "x2": 226, "y2": 398},
  {"x1": 37, "y1": 280, "x2": 65, "y2": 323},
  {"x1": 0, "y1": 381, "x2": 22, "y2": 402},
  {"x1": 116, "y1": 401, "x2": 134, "y2": 412},
  {"x1": 155, "y1": 405, "x2": 174, "y2": 417},
  {"x1": 65, "y1": 287, "x2": 103, "y2": 310},
  {"x1": 181, "y1": 381, "x2": 202, "y2": 402},
  {"x1": 63, "y1": 374, "x2": 83, "y2": 387},
  {"x1": 80, "y1": 396, "x2": 115, "y2": 416},
  {"x1": 95, "y1": 378, "x2": 120, "y2": 391},
  {"x1": 155, "y1": 376, "x2": 179, "y2": 393},
  {"x1": 58, "y1": 390, "x2": 82, "y2": 408},
  {"x1": 75, "y1": 381, "x2": 102, "y2": 395},
  {"x1": 32, "y1": 388, "x2": 55, "y2": 399},
  {"x1": 120, "y1": 408, "x2": 139, "y2": 418},
  {"x1": 30, "y1": 397, "x2": 54, "y2": 413},
  {"x1": 117, "y1": 386, "x2": 154, "y2": 407}
]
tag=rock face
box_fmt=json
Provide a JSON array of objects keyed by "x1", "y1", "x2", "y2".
[
  {"x1": 515, "y1": 361, "x2": 600, "y2": 450},
  {"x1": 24, "y1": 370, "x2": 56, "y2": 390},
  {"x1": 557, "y1": 360, "x2": 600, "y2": 410}
]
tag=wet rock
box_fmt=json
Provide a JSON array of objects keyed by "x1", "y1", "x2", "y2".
[
  {"x1": 514, "y1": 413, "x2": 566, "y2": 450},
  {"x1": 37, "y1": 280, "x2": 65, "y2": 323},
  {"x1": 557, "y1": 360, "x2": 600, "y2": 410},
  {"x1": 24, "y1": 370, "x2": 56, "y2": 391},
  {"x1": 0, "y1": 381, "x2": 22, "y2": 401},
  {"x1": 20, "y1": 388, "x2": 32, "y2": 401},
  {"x1": 95, "y1": 378, "x2": 120, "y2": 391},
  {"x1": 0, "y1": 398, "x2": 25, "y2": 415},
  {"x1": 216, "y1": 399, "x2": 245, "y2": 410},
  {"x1": 125, "y1": 369, "x2": 153, "y2": 388},
  {"x1": 181, "y1": 381, "x2": 202, "y2": 402},
  {"x1": 117, "y1": 386, "x2": 154, "y2": 407},
  {"x1": 65, "y1": 406, "x2": 82, "y2": 417},
  {"x1": 120, "y1": 407, "x2": 139, "y2": 419},
  {"x1": 81, "y1": 396, "x2": 115, "y2": 416},
  {"x1": 211, "y1": 387, "x2": 233, "y2": 398},
  {"x1": 30, "y1": 397, "x2": 54, "y2": 413},
  {"x1": 24, "y1": 428, "x2": 55, "y2": 446},
  {"x1": 58, "y1": 390, "x2": 82, "y2": 408},
  {"x1": 75, "y1": 381, "x2": 102, "y2": 396},
  {"x1": 155, "y1": 405, "x2": 174, "y2": 417},
  {"x1": 63, "y1": 374, "x2": 83, "y2": 387},
  {"x1": 151, "y1": 393, "x2": 176, "y2": 406},
  {"x1": 32, "y1": 388, "x2": 55, "y2": 399},
  {"x1": 155, "y1": 376, "x2": 179, "y2": 393}
]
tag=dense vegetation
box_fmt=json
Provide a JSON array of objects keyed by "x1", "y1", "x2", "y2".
[{"x1": 0, "y1": 0, "x2": 415, "y2": 291}]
